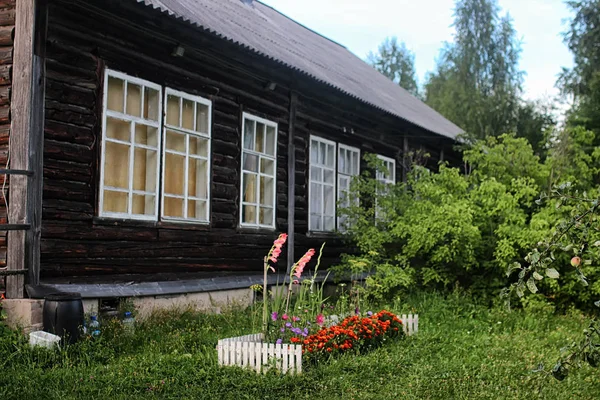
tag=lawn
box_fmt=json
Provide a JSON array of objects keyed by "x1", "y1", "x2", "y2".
[{"x1": 1, "y1": 292, "x2": 599, "y2": 399}]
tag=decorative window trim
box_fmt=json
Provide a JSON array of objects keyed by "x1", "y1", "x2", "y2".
[
  {"x1": 376, "y1": 154, "x2": 396, "y2": 185},
  {"x1": 239, "y1": 112, "x2": 278, "y2": 229},
  {"x1": 308, "y1": 135, "x2": 337, "y2": 232},
  {"x1": 99, "y1": 69, "x2": 163, "y2": 221},
  {"x1": 161, "y1": 87, "x2": 213, "y2": 224},
  {"x1": 337, "y1": 144, "x2": 360, "y2": 231}
]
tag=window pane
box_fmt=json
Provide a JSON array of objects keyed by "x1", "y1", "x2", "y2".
[
  {"x1": 243, "y1": 120, "x2": 255, "y2": 150},
  {"x1": 326, "y1": 144, "x2": 335, "y2": 168},
  {"x1": 255, "y1": 122, "x2": 265, "y2": 153},
  {"x1": 104, "y1": 142, "x2": 129, "y2": 189},
  {"x1": 106, "y1": 118, "x2": 130, "y2": 142},
  {"x1": 324, "y1": 169, "x2": 334, "y2": 184},
  {"x1": 259, "y1": 176, "x2": 273, "y2": 205},
  {"x1": 189, "y1": 136, "x2": 208, "y2": 158},
  {"x1": 243, "y1": 154, "x2": 259, "y2": 173},
  {"x1": 103, "y1": 190, "x2": 128, "y2": 213},
  {"x1": 265, "y1": 126, "x2": 276, "y2": 156},
  {"x1": 339, "y1": 148, "x2": 346, "y2": 173},
  {"x1": 188, "y1": 200, "x2": 207, "y2": 220},
  {"x1": 182, "y1": 98, "x2": 194, "y2": 130},
  {"x1": 166, "y1": 94, "x2": 180, "y2": 127},
  {"x1": 164, "y1": 153, "x2": 185, "y2": 195},
  {"x1": 324, "y1": 185, "x2": 334, "y2": 215},
  {"x1": 126, "y1": 83, "x2": 142, "y2": 117},
  {"x1": 188, "y1": 158, "x2": 208, "y2": 199},
  {"x1": 352, "y1": 152, "x2": 359, "y2": 175},
  {"x1": 164, "y1": 196, "x2": 183, "y2": 218},
  {"x1": 243, "y1": 173, "x2": 257, "y2": 203},
  {"x1": 324, "y1": 216, "x2": 335, "y2": 231},
  {"x1": 132, "y1": 194, "x2": 155, "y2": 215},
  {"x1": 259, "y1": 207, "x2": 273, "y2": 226},
  {"x1": 243, "y1": 204, "x2": 257, "y2": 224},
  {"x1": 310, "y1": 182, "x2": 322, "y2": 214},
  {"x1": 310, "y1": 166, "x2": 322, "y2": 182},
  {"x1": 260, "y1": 158, "x2": 274, "y2": 175},
  {"x1": 144, "y1": 87, "x2": 159, "y2": 121},
  {"x1": 319, "y1": 142, "x2": 326, "y2": 164},
  {"x1": 310, "y1": 140, "x2": 319, "y2": 163},
  {"x1": 107, "y1": 76, "x2": 124, "y2": 113},
  {"x1": 166, "y1": 130, "x2": 186, "y2": 152},
  {"x1": 310, "y1": 214, "x2": 321, "y2": 231},
  {"x1": 196, "y1": 103, "x2": 209, "y2": 133},
  {"x1": 133, "y1": 148, "x2": 157, "y2": 192},
  {"x1": 135, "y1": 124, "x2": 158, "y2": 147}
]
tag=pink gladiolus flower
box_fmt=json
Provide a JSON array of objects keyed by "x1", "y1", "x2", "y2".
[
  {"x1": 293, "y1": 248, "x2": 315, "y2": 279},
  {"x1": 268, "y1": 233, "x2": 288, "y2": 264},
  {"x1": 316, "y1": 314, "x2": 324, "y2": 326}
]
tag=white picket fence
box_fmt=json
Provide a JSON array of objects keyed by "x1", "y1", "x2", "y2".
[
  {"x1": 217, "y1": 314, "x2": 418, "y2": 374},
  {"x1": 217, "y1": 333, "x2": 303, "y2": 374}
]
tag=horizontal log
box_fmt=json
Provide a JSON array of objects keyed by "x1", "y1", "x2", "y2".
[
  {"x1": 0, "y1": 7, "x2": 14, "y2": 26},
  {"x1": 0, "y1": 25, "x2": 12, "y2": 46},
  {"x1": 44, "y1": 119, "x2": 95, "y2": 146},
  {"x1": 44, "y1": 138, "x2": 94, "y2": 163}
]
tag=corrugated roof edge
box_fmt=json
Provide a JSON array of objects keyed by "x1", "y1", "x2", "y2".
[{"x1": 133, "y1": 0, "x2": 461, "y2": 140}]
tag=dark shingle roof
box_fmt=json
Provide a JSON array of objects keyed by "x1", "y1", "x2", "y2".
[{"x1": 135, "y1": 0, "x2": 463, "y2": 139}]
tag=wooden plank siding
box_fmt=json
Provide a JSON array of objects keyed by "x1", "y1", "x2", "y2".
[{"x1": 33, "y1": 0, "x2": 459, "y2": 281}]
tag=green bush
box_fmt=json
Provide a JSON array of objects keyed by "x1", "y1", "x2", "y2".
[{"x1": 336, "y1": 133, "x2": 600, "y2": 310}]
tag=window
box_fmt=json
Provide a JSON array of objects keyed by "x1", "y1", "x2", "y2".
[
  {"x1": 309, "y1": 136, "x2": 336, "y2": 232},
  {"x1": 99, "y1": 69, "x2": 213, "y2": 223},
  {"x1": 162, "y1": 88, "x2": 212, "y2": 222},
  {"x1": 376, "y1": 155, "x2": 396, "y2": 185},
  {"x1": 99, "y1": 70, "x2": 162, "y2": 220},
  {"x1": 240, "y1": 113, "x2": 277, "y2": 228},
  {"x1": 337, "y1": 144, "x2": 360, "y2": 230}
]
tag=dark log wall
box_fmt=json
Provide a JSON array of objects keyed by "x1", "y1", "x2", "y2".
[
  {"x1": 38, "y1": 0, "x2": 459, "y2": 280},
  {"x1": 0, "y1": 0, "x2": 14, "y2": 271}
]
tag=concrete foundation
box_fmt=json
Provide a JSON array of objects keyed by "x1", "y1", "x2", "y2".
[
  {"x1": 2, "y1": 299, "x2": 44, "y2": 333},
  {"x1": 2, "y1": 287, "x2": 254, "y2": 332}
]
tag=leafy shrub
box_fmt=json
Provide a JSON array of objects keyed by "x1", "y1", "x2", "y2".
[{"x1": 336, "y1": 132, "x2": 600, "y2": 309}]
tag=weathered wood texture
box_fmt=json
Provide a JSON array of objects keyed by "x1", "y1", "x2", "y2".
[
  {"x1": 6, "y1": 0, "x2": 29, "y2": 298},
  {"x1": 0, "y1": 0, "x2": 14, "y2": 294},
  {"x1": 37, "y1": 0, "x2": 459, "y2": 280}
]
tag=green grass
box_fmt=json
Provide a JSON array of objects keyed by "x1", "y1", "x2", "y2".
[{"x1": 1, "y1": 292, "x2": 599, "y2": 399}]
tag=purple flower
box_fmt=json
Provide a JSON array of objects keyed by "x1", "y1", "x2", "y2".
[
  {"x1": 280, "y1": 327, "x2": 285, "y2": 333},
  {"x1": 355, "y1": 307, "x2": 360, "y2": 315},
  {"x1": 367, "y1": 311, "x2": 373, "y2": 317},
  {"x1": 285, "y1": 322, "x2": 292, "y2": 328},
  {"x1": 271, "y1": 311, "x2": 278, "y2": 321},
  {"x1": 291, "y1": 327, "x2": 302, "y2": 335},
  {"x1": 276, "y1": 338, "x2": 282, "y2": 345},
  {"x1": 303, "y1": 327, "x2": 309, "y2": 336}
]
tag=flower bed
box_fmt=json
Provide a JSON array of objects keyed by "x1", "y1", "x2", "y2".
[{"x1": 217, "y1": 313, "x2": 418, "y2": 374}]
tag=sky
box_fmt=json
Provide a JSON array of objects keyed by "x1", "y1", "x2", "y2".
[{"x1": 260, "y1": 0, "x2": 574, "y2": 103}]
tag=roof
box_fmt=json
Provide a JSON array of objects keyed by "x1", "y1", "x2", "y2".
[{"x1": 133, "y1": 0, "x2": 463, "y2": 139}]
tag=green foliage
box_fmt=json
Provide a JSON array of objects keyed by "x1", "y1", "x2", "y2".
[
  {"x1": 424, "y1": 0, "x2": 523, "y2": 140},
  {"x1": 1, "y1": 292, "x2": 599, "y2": 399},
  {"x1": 336, "y1": 136, "x2": 550, "y2": 301},
  {"x1": 367, "y1": 37, "x2": 419, "y2": 96}
]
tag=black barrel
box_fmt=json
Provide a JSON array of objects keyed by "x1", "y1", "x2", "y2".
[{"x1": 43, "y1": 292, "x2": 84, "y2": 344}]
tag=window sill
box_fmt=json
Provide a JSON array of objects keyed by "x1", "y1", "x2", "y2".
[
  {"x1": 237, "y1": 225, "x2": 277, "y2": 234},
  {"x1": 93, "y1": 217, "x2": 211, "y2": 231},
  {"x1": 93, "y1": 216, "x2": 158, "y2": 229},
  {"x1": 306, "y1": 231, "x2": 339, "y2": 239}
]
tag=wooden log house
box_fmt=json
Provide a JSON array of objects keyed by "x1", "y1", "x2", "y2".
[{"x1": 1, "y1": 0, "x2": 462, "y2": 300}]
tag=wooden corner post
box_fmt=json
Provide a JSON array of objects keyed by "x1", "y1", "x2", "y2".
[
  {"x1": 7, "y1": 0, "x2": 46, "y2": 298},
  {"x1": 286, "y1": 91, "x2": 297, "y2": 274}
]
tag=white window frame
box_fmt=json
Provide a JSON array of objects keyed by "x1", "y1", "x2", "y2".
[
  {"x1": 308, "y1": 135, "x2": 337, "y2": 232},
  {"x1": 337, "y1": 144, "x2": 360, "y2": 230},
  {"x1": 99, "y1": 69, "x2": 163, "y2": 221},
  {"x1": 239, "y1": 112, "x2": 278, "y2": 229},
  {"x1": 161, "y1": 87, "x2": 213, "y2": 224},
  {"x1": 376, "y1": 154, "x2": 396, "y2": 185}
]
